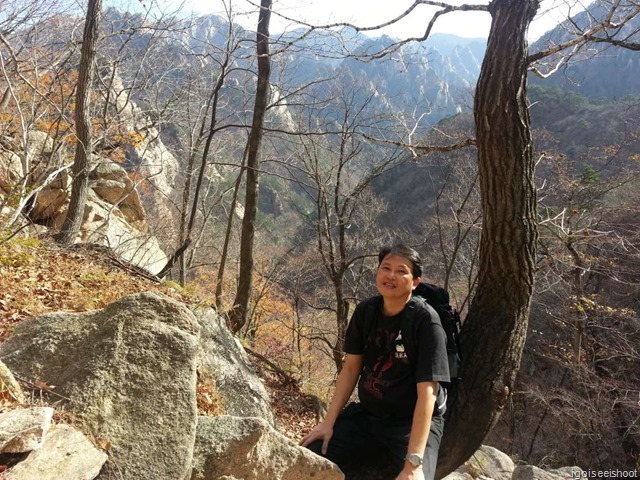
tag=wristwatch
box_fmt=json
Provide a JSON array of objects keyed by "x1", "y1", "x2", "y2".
[{"x1": 405, "y1": 453, "x2": 423, "y2": 468}]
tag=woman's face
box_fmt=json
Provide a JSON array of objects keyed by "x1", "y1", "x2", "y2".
[{"x1": 376, "y1": 253, "x2": 421, "y2": 301}]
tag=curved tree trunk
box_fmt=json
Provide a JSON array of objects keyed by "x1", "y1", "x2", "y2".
[
  {"x1": 56, "y1": 0, "x2": 102, "y2": 245},
  {"x1": 437, "y1": 0, "x2": 539, "y2": 475},
  {"x1": 229, "y1": 0, "x2": 272, "y2": 333}
]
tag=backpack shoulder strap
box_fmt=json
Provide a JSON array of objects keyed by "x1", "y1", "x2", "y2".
[
  {"x1": 402, "y1": 297, "x2": 437, "y2": 364},
  {"x1": 404, "y1": 298, "x2": 449, "y2": 415},
  {"x1": 361, "y1": 295, "x2": 383, "y2": 344}
]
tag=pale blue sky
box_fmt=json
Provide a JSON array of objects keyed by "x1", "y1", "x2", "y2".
[{"x1": 174, "y1": 0, "x2": 587, "y2": 41}]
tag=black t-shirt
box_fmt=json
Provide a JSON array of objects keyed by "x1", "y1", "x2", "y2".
[{"x1": 343, "y1": 296, "x2": 450, "y2": 418}]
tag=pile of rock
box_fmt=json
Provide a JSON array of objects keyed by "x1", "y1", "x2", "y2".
[
  {"x1": 0, "y1": 407, "x2": 106, "y2": 479},
  {"x1": 0, "y1": 131, "x2": 167, "y2": 274},
  {"x1": 0, "y1": 292, "x2": 342, "y2": 480},
  {"x1": 445, "y1": 446, "x2": 583, "y2": 480}
]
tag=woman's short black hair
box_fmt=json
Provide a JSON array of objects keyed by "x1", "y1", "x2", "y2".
[{"x1": 377, "y1": 244, "x2": 423, "y2": 278}]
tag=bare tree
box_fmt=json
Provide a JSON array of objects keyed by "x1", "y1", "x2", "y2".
[
  {"x1": 56, "y1": 0, "x2": 102, "y2": 244},
  {"x1": 437, "y1": 3, "x2": 541, "y2": 473},
  {"x1": 0, "y1": 0, "x2": 79, "y2": 230},
  {"x1": 492, "y1": 131, "x2": 640, "y2": 468},
  {"x1": 229, "y1": 0, "x2": 272, "y2": 333},
  {"x1": 157, "y1": 10, "x2": 245, "y2": 280},
  {"x1": 278, "y1": 81, "x2": 408, "y2": 371}
]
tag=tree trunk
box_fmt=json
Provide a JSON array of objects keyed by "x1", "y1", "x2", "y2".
[
  {"x1": 332, "y1": 282, "x2": 350, "y2": 372},
  {"x1": 55, "y1": 0, "x2": 102, "y2": 245},
  {"x1": 229, "y1": 0, "x2": 272, "y2": 333},
  {"x1": 437, "y1": 0, "x2": 539, "y2": 475},
  {"x1": 215, "y1": 153, "x2": 246, "y2": 309}
]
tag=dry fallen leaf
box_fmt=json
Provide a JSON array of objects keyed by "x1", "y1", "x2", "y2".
[
  {"x1": 95, "y1": 437, "x2": 112, "y2": 451},
  {"x1": 34, "y1": 380, "x2": 56, "y2": 391}
]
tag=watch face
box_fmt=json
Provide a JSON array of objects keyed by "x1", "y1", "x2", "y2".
[{"x1": 407, "y1": 453, "x2": 423, "y2": 467}]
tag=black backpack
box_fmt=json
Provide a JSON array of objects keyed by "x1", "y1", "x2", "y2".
[{"x1": 412, "y1": 282, "x2": 462, "y2": 383}]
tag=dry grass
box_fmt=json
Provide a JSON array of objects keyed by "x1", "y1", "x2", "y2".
[{"x1": 0, "y1": 238, "x2": 191, "y2": 341}]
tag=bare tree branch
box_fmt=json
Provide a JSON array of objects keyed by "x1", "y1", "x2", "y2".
[{"x1": 527, "y1": 4, "x2": 640, "y2": 66}]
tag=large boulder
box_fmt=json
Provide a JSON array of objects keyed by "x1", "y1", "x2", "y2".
[
  {"x1": 513, "y1": 465, "x2": 575, "y2": 480},
  {"x1": 194, "y1": 308, "x2": 274, "y2": 425},
  {"x1": 456, "y1": 445, "x2": 515, "y2": 480},
  {"x1": 26, "y1": 130, "x2": 55, "y2": 155},
  {"x1": 0, "y1": 292, "x2": 200, "y2": 480},
  {"x1": 125, "y1": 132, "x2": 181, "y2": 244},
  {"x1": 90, "y1": 160, "x2": 145, "y2": 223},
  {"x1": 191, "y1": 415, "x2": 344, "y2": 480},
  {"x1": 73, "y1": 189, "x2": 167, "y2": 274}
]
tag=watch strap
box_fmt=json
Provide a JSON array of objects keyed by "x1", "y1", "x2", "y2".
[{"x1": 405, "y1": 452, "x2": 423, "y2": 467}]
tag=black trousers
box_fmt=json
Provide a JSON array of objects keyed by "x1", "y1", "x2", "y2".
[{"x1": 306, "y1": 402, "x2": 445, "y2": 480}]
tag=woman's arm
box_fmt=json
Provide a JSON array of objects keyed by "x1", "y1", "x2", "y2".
[
  {"x1": 299, "y1": 353, "x2": 363, "y2": 453},
  {"x1": 396, "y1": 381, "x2": 438, "y2": 480}
]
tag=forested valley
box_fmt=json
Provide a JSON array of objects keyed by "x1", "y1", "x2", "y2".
[{"x1": 1, "y1": 0, "x2": 639, "y2": 475}]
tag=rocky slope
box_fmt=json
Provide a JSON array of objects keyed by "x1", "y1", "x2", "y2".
[{"x1": 0, "y1": 240, "x2": 595, "y2": 479}]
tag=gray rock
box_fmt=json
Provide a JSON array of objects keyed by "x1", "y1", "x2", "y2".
[
  {"x1": 513, "y1": 465, "x2": 567, "y2": 480},
  {"x1": 91, "y1": 179, "x2": 145, "y2": 222},
  {"x1": 80, "y1": 190, "x2": 167, "y2": 274},
  {"x1": 191, "y1": 415, "x2": 344, "y2": 480},
  {"x1": 127, "y1": 127, "x2": 181, "y2": 241},
  {"x1": 27, "y1": 130, "x2": 55, "y2": 155},
  {"x1": 459, "y1": 445, "x2": 515, "y2": 480},
  {"x1": 194, "y1": 308, "x2": 274, "y2": 425},
  {"x1": 548, "y1": 467, "x2": 585, "y2": 479},
  {"x1": 0, "y1": 407, "x2": 53, "y2": 453},
  {"x1": 90, "y1": 160, "x2": 145, "y2": 222},
  {"x1": 90, "y1": 159, "x2": 132, "y2": 182},
  {"x1": 0, "y1": 292, "x2": 200, "y2": 480},
  {"x1": 443, "y1": 473, "x2": 474, "y2": 480},
  {"x1": 0, "y1": 150, "x2": 23, "y2": 192},
  {"x1": 5, "y1": 424, "x2": 107, "y2": 480}
]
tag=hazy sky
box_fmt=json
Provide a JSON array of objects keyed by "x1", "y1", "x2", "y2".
[{"x1": 176, "y1": 0, "x2": 588, "y2": 41}]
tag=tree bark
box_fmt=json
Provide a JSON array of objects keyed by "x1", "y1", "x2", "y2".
[
  {"x1": 332, "y1": 294, "x2": 350, "y2": 372},
  {"x1": 437, "y1": 0, "x2": 539, "y2": 475},
  {"x1": 229, "y1": 0, "x2": 272, "y2": 333},
  {"x1": 55, "y1": 0, "x2": 102, "y2": 245},
  {"x1": 215, "y1": 152, "x2": 246, "y2": 309}
]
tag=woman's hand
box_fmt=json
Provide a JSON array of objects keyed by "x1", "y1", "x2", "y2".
[
  {"x1": 299, "y1": 421, "x2": 334, "y2": 455},
  {"x1": 395, "y1": 466, "x2": 425, "y2": 480}
]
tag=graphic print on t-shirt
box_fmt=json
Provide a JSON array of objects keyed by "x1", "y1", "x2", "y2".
[
  {"x1": 394, "y1": 331, "x2": 407, "y2": 359},
  {"x1": 362, "y1": 325, "x2": 410, "y2": 400}
]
